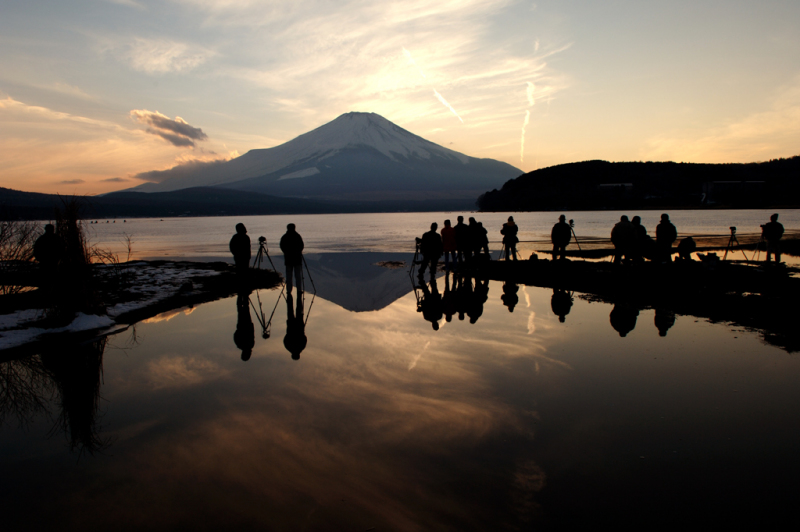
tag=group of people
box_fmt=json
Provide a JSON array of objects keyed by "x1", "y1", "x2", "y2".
[
  {"x1": 229, "y1": 222, "x2": 306, "y2": 292},
  {"x1": 610, "y1": 213, "x2": 679, "y2": 264},
  {"x1": 416, "y1": 215, "x2": 522, "y2": 279}
]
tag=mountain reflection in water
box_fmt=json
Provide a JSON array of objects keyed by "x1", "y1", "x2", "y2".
[{"x1": 2, "y1": 254, "x2": 800, "y2": 529}]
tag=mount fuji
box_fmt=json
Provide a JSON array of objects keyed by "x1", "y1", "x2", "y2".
[{"x1": 130, "y1": 112, "x2": 521, "y2": 202}]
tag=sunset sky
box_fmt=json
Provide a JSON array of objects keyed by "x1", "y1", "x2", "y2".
[{"x1": 1, "y1": 0, "x2": 799, "y2": 195}]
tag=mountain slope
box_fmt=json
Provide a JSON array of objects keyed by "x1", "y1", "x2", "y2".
[{"x1": 133, "y1": 112, "x2": 521, "y2": 200}]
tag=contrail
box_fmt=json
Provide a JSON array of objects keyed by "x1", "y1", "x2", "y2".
[
  {"x1": 434, "y1": 89, "x2": 463, "y2": 123},
  {"x1": 520, "y1": 110, "x2": 530, "y2": 164},
  {"x1": 402, "y1": 47, "x2": 426, "y2": 79},
  {"x1": 527, "y1": 82, "x2": 535, "y2": 106}
]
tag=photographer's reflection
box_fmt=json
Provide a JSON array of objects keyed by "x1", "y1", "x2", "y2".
[
  {"x1": 550, "y1": 288, "x2": 573, "y2": 323},
  {"x1": 284, "y1": 292, "x2": 307, "y2": 360},
  {"x1": 654, "y1": 308, "x2": 676, "y2": 337},
  {"x1": 501, "y1": 281, "x2": 519, "y2": 312},
  {"x1": 234, "y1": 290, "x2": 255, "y2": 361},
  {"x1": 442, "y1": 272, "x2": 457, "y2": 323},
  {"x1": 468, "y1": 278, "x2": 489, "y2": 324},
  {"x1": 417, "y1": 277, "x2": 443, "y2": 330},
  {"x1": 610, "y1": 303, "x2": 639, "y2": 337}
]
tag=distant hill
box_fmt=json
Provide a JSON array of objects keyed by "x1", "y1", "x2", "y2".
[
  {"x1": 0, "y1": 186, "x2": 479, "y2": 221},
  {"x1": 477, "y1": 157, "x2": 800, "y2": 211},
  {"x1": 130, "y1": 112, "x2": 521, "y2": 202}
]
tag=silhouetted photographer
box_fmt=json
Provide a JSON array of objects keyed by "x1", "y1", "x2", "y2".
[
  {"x1": 280, "y1": 223, "x2": 305, "y2": 293},
  {"x1": 762, "y1": 213, "x2": 785, "y2": 263},
  {"x1": 229, "y1": 223, "x2": 251, "y2": 274},
  {"x1": 501, "y1": 216, "x2": 519, "y2": 261},
  {"x1": 551, "y1": 215, "x2": 571, "y2": 261},
  {"x1": 550, "y1": 288, "x2": 573, "y2": 323},
  {"x1": 417, "y1": 222, "x2": 443, "y2": 280}
]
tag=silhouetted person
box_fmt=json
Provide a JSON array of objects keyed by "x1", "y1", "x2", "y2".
[
  {"x1": 442, "y1": 272, "x2": 457, "y2": 322},
  {"x1": 501, "y1": 216, "x2": 519, "y2": 261},
  {"x1": 467, "y1": 217, "x2": 481, "y2": 261},
  {"x1": 33, "y1": 223, "x2": 61, "y2": 275},
  {"x1": 551, "y1": 215, "x2": 571, "y2": 260},
  {"x1": 611, "y1": 215, "x2": 635, "y2": 265},
  {"x1": 229, "y1": 223, "x2": 251, "y2": 274},
  {"x1": 418, "y1": 222, "x2": 443, "y2": 279},
  {"x1": 610, "y1": 303, "x2": 639, "y2": 337},
  {"x1": 228, "y1": 224, "x2": 250, "y2": 273},
  {"x1": 550, "y1": 288, "x2": 573, "y2": 323},
  {"x1": 417, "y1": 277, "x2": 443, "y2": 330},
  {"x1": 656, "y1": 213, "x2": 677, "y2": 263},
  {"x1": 763, "y1": 213, "x2": 784, "y2": 263},
  {"x1": 501, "y1": 281, "x2": 519, "y2": 312},
  {"x1": 234, "y1": 291, "x2": 255, "y2": 361},
  {"x1": 441, "y1": 219, "x2": 457, "y2": 271},
  {"x1": 654, "y1": 308, "x2": 675, "y2": 337},
  {"x1": 476, "y1": 222, "x2": 490, "y2": 258},
  {"x1": 630, "y1": 216, "x2": 647, "y2": 263},
  {"x1": 280, "y1": 223, "x2": 304, "y2": 293},
  {"x1": 677, "y1": 236, "x2": 697, "y2": 262},
  {"x1": 454, "y1": 216, "x2": 471, "y2": 265},
  {"x1": 284, "y1": 293, "x2": 307, "y2": 360},
  {"x1": 468, "y1": 278, "x2": 489, "y2": 324}
]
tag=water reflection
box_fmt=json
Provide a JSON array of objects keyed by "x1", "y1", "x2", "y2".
[
  {"x1": 609, "y1": 302, "x2": 639, "y2": 337},
  {"x1": 415, "y1": 276, "x2": 443, "y2": 330},
  {"x1": 4, "y1": 270, "x2": 800, "y2": 528},
  {"x1": 550, "y1": 288, "x2": 573, "y2": 323},
  {"x1": 654, "y1": 308, "x2": 676, "y2": 337},
  {"x1": 1, "y1": 337, "x2": 110, "y2": 456},
  {"x1": 501, "y1": 281, "x2": 519, "y2": 312},
  {"x1": 284, "y1": 292, "x2": 307, "y2": 360},
  {"x1": 234, "y1": 290, "x2": 255, "y2": 361}
]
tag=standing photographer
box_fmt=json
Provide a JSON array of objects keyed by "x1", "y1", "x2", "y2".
[
  {"x1": 551, "y1": 215, "x2": 571, "y2": 261},
  {"x1": 229, "y1": 223, "x2": 251, "y2": 274},
  {"x1": 280, "y1": 223, "x2": 305, "y2": 293},
  {"x1": 763, "y1": 213, "x2": 785, "y2": 263}
]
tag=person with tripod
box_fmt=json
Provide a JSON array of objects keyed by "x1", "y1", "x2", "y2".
[
  {"x1": 763, "y1": 213, "x2": 785, "y2": 263},
  {"x1": 418, "y1": 222, "x2": 443, "y2": 281},
  {"x1": 551, "y1": 215, "x2": 571, "y2": 260},
  {"x1": 229, "y1": 223, "x2": 251, "y2": 274},
  {"x1": 280, "y1": 223, "x2": 304, "y2": 293}
]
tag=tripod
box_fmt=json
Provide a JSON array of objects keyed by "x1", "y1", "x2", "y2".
[
  {"x1": 569, "y1": 219, "x2": 582, "y2": 252},
  {"x1": 723, "y1": 227, "x2": 749, "y2": 262},
  {"x1": 252, "y1": 237, "x2": 277, "y2": 271}
]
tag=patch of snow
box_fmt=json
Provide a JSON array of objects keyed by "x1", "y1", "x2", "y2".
[
  {"x1": 0, "y1": 313, "x2": 116, "y2": 351},
  {"x1": 278, "y1": 167, "x2": 320, "y2": 181},
  {"x1": 0, "y1": 309, "x2": 43, "y2": 331}
]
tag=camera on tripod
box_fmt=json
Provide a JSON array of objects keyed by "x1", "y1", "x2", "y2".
[
  {"x1": 258, "y1": 236, "x2": 266, "y2": 243},
  {"x1": 569, "y1": 219, "x2": 575, "y2": 228},
  {"x1": 730, "y1": 226, "x2": 736, "y2": 233}
]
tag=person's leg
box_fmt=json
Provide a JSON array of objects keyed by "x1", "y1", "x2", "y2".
[
  {"x1": 294, "y1": 264, "x2": 304, "y2": 292},
  {"x1": 285, "y1": 263, "x2": 293, "y2": 292}
]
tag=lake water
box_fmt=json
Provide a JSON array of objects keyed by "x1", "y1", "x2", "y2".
[
  {"x1": 85, "y1": 209, "x2": 800, "y2": 260},
  {"x1": 2, "y1": 210, "x2": 800, "y2": 529}
]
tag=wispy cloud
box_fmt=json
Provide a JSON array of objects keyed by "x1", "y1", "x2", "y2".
[
  {"x1": 520, "y1": 110, "x2": 530, "y2": 164},
  {"x1": 125, "y1": 38, "x2": 214, "y2": 74},
  {"x1": 130, "y1": 109, "x2": 208, "y2": 147},
  {"x1": 526, "y1": 82, "x2": 535, "y2": 106},
  {"x1": 102, "y1": 177, "x2": 130, "y2": 182},
  {"x1": 402, "y1": 47, "x2": 427, "y2": 79},
  {"x1": 433, "y1": 89, "x2": 464, "y2": 123},
  {"x1": 59, "y1": 179, "x2": 86, "y2": 184}
]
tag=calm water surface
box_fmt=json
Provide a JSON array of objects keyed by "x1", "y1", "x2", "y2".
[
  {"x1": 3, "y1": 211, "x2": 800, "y2": 528},
  {"x1": 87, "y1": 209, "x2": 800, "y2": 260}
]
